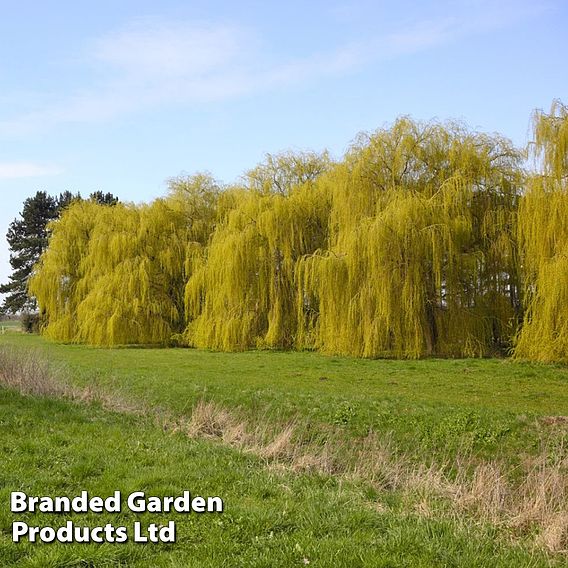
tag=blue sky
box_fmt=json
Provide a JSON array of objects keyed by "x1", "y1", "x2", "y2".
[{"x1": 0, "y1": 0, "x2": 566, "y2": 290}]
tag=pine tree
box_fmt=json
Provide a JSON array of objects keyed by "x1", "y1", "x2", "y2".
[
  {"x1": 57, "y1": 191, "x2": 81, "y2": 211},
  {"x1": 90, "y1": 191, "x2": 119, "y2": 206},
  {"x1": 0, "y1": 192, "x2": 59, "y2": 314}
]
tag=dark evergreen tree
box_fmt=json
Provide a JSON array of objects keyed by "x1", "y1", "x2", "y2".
[
  {"x1": 57, "y1": 191, "x2": 81, "y2": 212},
  {"x1": 90, "y1": 191, "x2": 119, "y2": 206},
  {"x1": 0, "y1": 191, "x2": 59, "y2": 314}
]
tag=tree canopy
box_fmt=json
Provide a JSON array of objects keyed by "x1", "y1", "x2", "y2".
[
  {"x1": 0, "y1": 192, "x2": 77, "y2": 315},
  {"x1": 514, "y1": 101, "x2": 568, "y2": 362},
  {"x1": 0, "y1": 191, "x2": 118, "y2": 316},
  {"x1": 29, "y1": 176, "x2": 217, "y2": 345},
  {"x1": 26, "y1": 103, "x2": 568, "y2": 362}
]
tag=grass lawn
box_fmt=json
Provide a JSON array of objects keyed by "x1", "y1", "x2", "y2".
[
  {"x1": 0, "y1": 320, "x2": 20, "y2": 332},
  {"x1": 0, "y1": 387, "x2": 559, "y2": 567},
  {"x1": 0, "y1": 332, "x2": 567, "y2": 566},
  {"x1": 1, "y1": 333, "x2": 567, "y2": 464}
]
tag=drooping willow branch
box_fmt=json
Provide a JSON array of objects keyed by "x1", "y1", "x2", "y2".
[{"x1": 29, "y1": 107, "x2": 568, "y2": 361}]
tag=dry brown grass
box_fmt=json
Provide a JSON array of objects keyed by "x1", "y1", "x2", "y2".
[
  {"x1": 1, "y1": 346, "x2": 566, "y2": 554},
  {"x1": 0, "y1": 346, "x2": 142, "y2": 413},
  {"x1": 0, "y1": 346, "x2": 69, "y2": 398}
]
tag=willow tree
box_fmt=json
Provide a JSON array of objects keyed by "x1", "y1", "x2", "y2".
[
  {"x1": 245, "y1": 150, "x2": 331, "y2": 195},
  {"x1": 185, "y1": 151, "x2": 332, "y2": 350},
  {"x1": 30, "y1": 117, "x2": 534, "y2": 357},
  {"x1": 31, "y1": 174, "x2": 221, "y2": 346},
  {"x1": 28, "y1": 200, "x2": 105, "y2": 341},
  {"x1": 296, "y1": 118, "x2": 522, "y2": 358},
  {"x1": 515, "y1": 101, "x2": 568, "y2": 362},
  {"x1": 72, "y1": 200, "x2": 189, "y2": 345}
]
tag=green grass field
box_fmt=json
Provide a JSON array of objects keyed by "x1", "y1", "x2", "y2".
[
  {"x1": 2, "y1": 333, "x2": 567, "y2": 463},
  {"x1": 1, "y1": 332, "x2": 567, "y2": 566},
  {"x1": 0, "y1": 320, "x2": 20, "y2": 332}
]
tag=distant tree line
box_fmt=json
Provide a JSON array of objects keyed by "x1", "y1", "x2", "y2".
[{"x1": 12, "y1": 101, "x2": 568, "y2": 362}]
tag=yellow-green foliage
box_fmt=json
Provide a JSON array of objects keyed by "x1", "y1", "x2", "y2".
[
  {"x1": 515, "y1": 101, "x2": 568, "y2": 362},
  {"x1": 183, "y1": 123, "x2": 522, "y2": 357},
  {"x1": 73, "y1": 200, "x2": 189, "y2": 346},
  {"x1": 29, "y1": 200, "x2": 103, "y2": 342},
  {"x1": 296, "y1": 119, "x2": 522, "y2": 358},
  {"x1": 30, "y1": 175, "x2": 220, "y2": 346},
  {"x1": 30, "y1": 108, "x2": 568, "y2": 361},
  {"x1": 185, "y1": 152, "x2": 332, "y2": 350}
]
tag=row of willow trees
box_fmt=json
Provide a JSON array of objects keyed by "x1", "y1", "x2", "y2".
[{"x1": 30, "y1": 102, "x2": 568, "y2": 361}]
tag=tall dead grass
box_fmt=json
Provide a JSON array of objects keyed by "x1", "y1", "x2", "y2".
[
  {"x1": 0, "y1": 346, "x2": 142, "y2": 413},
  {"x1": 0, "y1": 346, "x2": 68, "y2": 397},
  {"x1": 1, "y1": 346, "x2": 566, "y2": 554}
]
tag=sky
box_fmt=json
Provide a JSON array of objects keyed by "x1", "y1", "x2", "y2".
[{"x1": 0, "y1": 0, "x2": 566, "y2": 292}]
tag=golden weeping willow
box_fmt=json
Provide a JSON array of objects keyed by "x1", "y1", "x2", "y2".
[
  {"x1": 29, "y1": 107, "x2": 568, "y2": 361},
  {"x1": 73, "y1": 200, "x2": 189, "y2": 346},
  {"x1": 185, "y1": 152, "x2": 332, "y2": 350},
  {"x1": 30, "y1": 175, "x2": 220, "y2": 345},
  {"x1": 296, "y1": 119, "x2": 522, "y2": 357},
  {"x1": 514, "y1": 101, "x2": 568, "y2": 362},
  {"x1": 29, "y1": 200, "x2": 103, "y2": 342}
]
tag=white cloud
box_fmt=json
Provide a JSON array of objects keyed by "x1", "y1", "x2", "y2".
[
  {"x1": 0, "y1": 162, "x2": 63, "y2": 179},
  {"x1": 0, "y1": 21, "x2": 256, "y2": 135},
  {"x1": 0, "y1": 3, "x2": 551, "y2": 135},
  {"x1": 93, "y1": 20, "x2": 247, "y2": 79}
]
